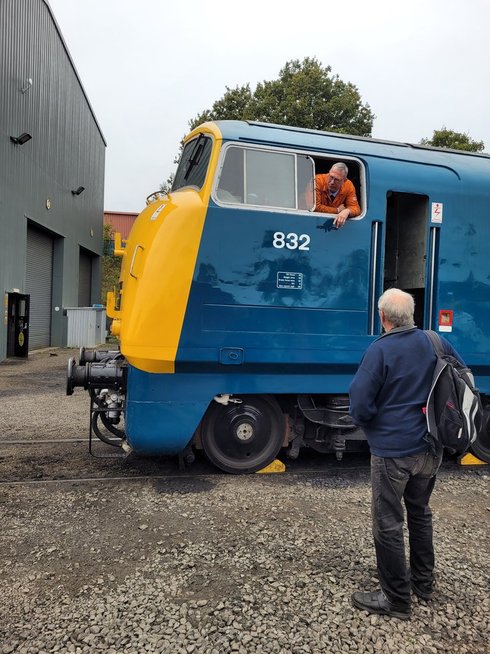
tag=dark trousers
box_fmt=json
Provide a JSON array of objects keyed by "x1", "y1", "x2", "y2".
[{"x1": 371, "y1": 450, "x2": 442, "y2": 607}]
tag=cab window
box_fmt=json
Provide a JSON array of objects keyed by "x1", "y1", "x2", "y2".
[
  {"x1": 313, "y1": 157, "x2": 364, "y2": 217},
  {"x1": 172, "y1": 135, "x2": 213, "y2": 191},
  {"x1": 216, "y1": 146, "x2": 315, "y2": 211}
]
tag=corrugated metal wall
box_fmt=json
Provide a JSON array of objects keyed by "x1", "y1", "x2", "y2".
[
  {"x1": 104, "y1": 212, "x2": 138, "y2": 240},
  {"x1": 1, "y1": 0, "x2": 106, "y2": 208},
  {"x1": 0, "y1": 0, "x2": 106, "y2": 358},
  {"x1": 26, "y1": 225, "x2": 53, "y2": 349},
  {"x1": 66, "y1": 307, "x2": 106, "y2": 348}
]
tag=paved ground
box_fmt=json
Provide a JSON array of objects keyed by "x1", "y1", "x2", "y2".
[{"x1": 0, "y1": 349, "x2": 489, "y2": 654}]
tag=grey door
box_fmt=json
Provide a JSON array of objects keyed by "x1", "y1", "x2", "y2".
[
  {"x1": 26, "y1": 226, "x2": 53, "y2": 349},
  {"x1": 78, "y1": 249, "x2": 92, "y2": 306}
]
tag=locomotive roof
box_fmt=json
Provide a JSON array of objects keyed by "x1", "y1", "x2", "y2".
[{"x1": 209, "y1": 120, "x2": 490, "y2": 178}]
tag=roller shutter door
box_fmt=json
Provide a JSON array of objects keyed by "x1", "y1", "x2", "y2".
[
  {"x1": 26, "y1": 226, "x2": 53, "y2": 350},
  {"x1": 78, "y1": 250, "x2": 92, "y2": 306}
]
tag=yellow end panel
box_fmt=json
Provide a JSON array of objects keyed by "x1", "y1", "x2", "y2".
[
  {"x1": 120, "y1": 194, "x2": 207, "y2": 373},
  {"x1": 106, "y1": 291, "x2": 116, "y2": 319},
  {"x1": 117, "y1": 123, "x2": 222, "y2": 373}
]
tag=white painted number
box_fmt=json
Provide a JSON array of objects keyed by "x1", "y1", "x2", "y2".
[
  {"x1": 272, "y1": 232, "x2": 285, "y2": 248},
  {"x1": 273, "y1": 232, "x2": 310, "y2": 251},
  {"x1": 298, "y1": 234, "x2": 311, "y2": 251}
]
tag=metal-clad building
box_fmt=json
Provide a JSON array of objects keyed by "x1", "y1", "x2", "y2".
[{"x1": 0, "y1": 0, "x2": 106, "y2": 360}]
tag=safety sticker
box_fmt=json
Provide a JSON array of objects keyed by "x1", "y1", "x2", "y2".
[
  {"x1": 438, "y1": 309, "x2": 453, "y2": 332},
  {"x1": 431, "y1": 202, "x2": 443, "y2": 224},
  {"x1": 150, "y1": 204, "x2": 166, "y2": 221}
]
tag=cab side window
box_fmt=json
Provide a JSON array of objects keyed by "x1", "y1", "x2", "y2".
[
  {"x1": 216, "y1": 146, "x2": 315, "y2": 211},
  {"x1": 313, "y1": 157, "x2": 364, "y2": 217},
  {"x1": 216, "y1": 146, "x2": 244, "y2": 203},
  {"x1": 245, "y1": 149, "x2": 295, "y2": 208}
]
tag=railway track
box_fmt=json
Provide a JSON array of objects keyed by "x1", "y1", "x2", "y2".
[
  {"x1": 0, "y1": 435, "x2": 379, "y2": 485},
  {"x1": 0, "y1": 438, "x2": 477, "y2": 487}
]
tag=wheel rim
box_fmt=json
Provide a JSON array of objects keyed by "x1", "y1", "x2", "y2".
[{"x1": 201, "y1": 395, "x2": 284, "y2": 473}]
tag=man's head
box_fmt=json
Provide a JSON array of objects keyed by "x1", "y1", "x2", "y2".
[
  {"x1": 378, "y1": 288, "x2": 415, "y2": 331},
  {"x1": 328, "y1": 162, "x2": 348, "y2": 192}
]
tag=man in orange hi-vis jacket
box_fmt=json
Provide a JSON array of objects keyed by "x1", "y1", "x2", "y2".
[{"x1": 315, "y1": 162, "x2": 361, "y2": 228}]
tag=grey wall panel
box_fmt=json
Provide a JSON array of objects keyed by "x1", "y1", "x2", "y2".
[
  {"x1": 26, "y1": 225, "x2": 53, "y2": 349},
  {"x1": 0, "y1": 0, "x2": 106, "y2": 359}
]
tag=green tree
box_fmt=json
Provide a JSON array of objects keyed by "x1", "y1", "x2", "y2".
[
  {"x1": 163, "y1": 58, "x2": 374, "y2": 188},
  {"x1": 189, "y1": 57, "x2": 374, "y2": 135},
  {"x1": 189, "y1": 84, "x2": 255, "y2": 130},
  {"x1": 101, "y1": 223, "x2": 121, "y2": 304},
  {"x1": 420, "y1": 127, "x2": 484, "y2": 152},
  {"x1": 159, "y1": 172, "x2": 175, "y2": 195}
]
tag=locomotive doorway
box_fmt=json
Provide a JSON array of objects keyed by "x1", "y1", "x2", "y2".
[
  {"x1": 383, "y1": 192, "x2": 430, "y2": 329},
  {"x1": 6, "y1": 293, "x2": 30, "y2": 358}
]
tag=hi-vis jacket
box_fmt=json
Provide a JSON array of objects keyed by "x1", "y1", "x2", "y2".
[{"x1": 315, "y1": 174, "x2": 361, "y2": 216}]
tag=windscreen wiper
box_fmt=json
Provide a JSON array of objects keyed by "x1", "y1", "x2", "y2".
[{"x1": 183, "y1": 133, "x2": 206, "y2": 181}]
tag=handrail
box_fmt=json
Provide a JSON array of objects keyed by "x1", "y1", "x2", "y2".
[
  {"x1": 369, "y1": 221, "x2": 381, "y2": 335},
  {"x1": 129, "y1": 244, "x2": 144, "y2": 279}
]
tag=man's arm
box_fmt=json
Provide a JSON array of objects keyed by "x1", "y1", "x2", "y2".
[
  {"x1": 349, "y1": 349, "x2": 383, "y2": 426},
  {"x1": 341, "y1": 180, "x2": 361, "y2": 218},
  {"x1": 440, "y1": 335, "x2": 465, "y2": 365}
]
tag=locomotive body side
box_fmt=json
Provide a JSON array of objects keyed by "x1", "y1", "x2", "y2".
[{"x1": 68, "y1": 120, "x2": 490, "y2": 470}]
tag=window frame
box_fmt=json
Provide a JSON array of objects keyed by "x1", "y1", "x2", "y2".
[
  {"x1": 212, "y1": 142, "x2": 366, "y2": 219},
  {"x1": 171, "y1": 133, "x2": 214, "y2": 193}
]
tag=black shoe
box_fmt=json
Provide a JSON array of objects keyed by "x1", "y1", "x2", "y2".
[
  {"x1": 351, "y1": 590, "x2": 411, "y2": 620},
  {"x1": 411, "y1": 580, "x2": 434, "y2": 601}
]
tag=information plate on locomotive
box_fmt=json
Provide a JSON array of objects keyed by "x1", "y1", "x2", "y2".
[{"x1": 277, "y1": 272, "x2": 303, "y2": 290}]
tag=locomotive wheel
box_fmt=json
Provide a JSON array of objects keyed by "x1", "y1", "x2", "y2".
[
  {"x1": 201, "y1": 395, "x2": 284, "y2": 474},
  {"x1": 471, "y1": 406, "x2": 490, "y2": 463}
]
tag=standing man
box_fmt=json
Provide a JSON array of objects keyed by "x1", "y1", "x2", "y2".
[
  {"x1": 348, "y1": 288, "x2": 462, "y2": 620},
  {"x1": 315, "y1": 162, "x2": 361, "y2": 228}
]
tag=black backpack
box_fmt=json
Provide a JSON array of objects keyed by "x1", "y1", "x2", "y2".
[{"x1": 424, "y1": 330, "x2": 483, "y2": 454}]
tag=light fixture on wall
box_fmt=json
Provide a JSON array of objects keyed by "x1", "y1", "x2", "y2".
[
  {"x1": 71, "y1": 186, "x2": 85, "y2": 196},
  {"x1": 10, "y1": 132, "x2": 32, "y2": 145},
  {"x1": 20, "y1": 78, "x2": 33, "y2": 94}
]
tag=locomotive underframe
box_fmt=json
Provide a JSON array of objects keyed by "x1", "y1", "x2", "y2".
[{"x1": 67, "y1": 348, "x2": 490, "y2": 472}]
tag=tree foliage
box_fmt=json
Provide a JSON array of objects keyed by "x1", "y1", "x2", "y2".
[
  {"x1": 162, "y1": 58, "x2": 375, "y2": 188},
  {"x1": 159, "y1": 173, "x2": 174, "y2": 195},
  {"x1": 101, "y1": 223, "x2": 121, "y2": 304},
  {"x1": 420, "y1": 127, "x2": 485, "y2": 152},
  {"x1": 189, "y1": 57, "x2": 375, "y2": 136}
]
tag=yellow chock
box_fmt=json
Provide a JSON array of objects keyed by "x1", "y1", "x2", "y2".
[
  {"x1": 458, "y1": 452, "x2": 488, "y2": 466},
  {"x1": 256, "y1": 459, "x2": 286, "y2": 474}
]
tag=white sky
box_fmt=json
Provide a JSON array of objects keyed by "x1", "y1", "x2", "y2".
[{"x1": 47, "y1": 0, "x2": 490, "y2": 213}]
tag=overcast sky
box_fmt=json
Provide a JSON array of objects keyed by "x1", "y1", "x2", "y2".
[{"x1": 47, "y1": 0, "x2": 490, "y2": 213}]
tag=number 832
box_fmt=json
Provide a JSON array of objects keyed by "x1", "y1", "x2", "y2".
[{"x1": 272, "y1": 231, "x2": 310, "y2": 251}]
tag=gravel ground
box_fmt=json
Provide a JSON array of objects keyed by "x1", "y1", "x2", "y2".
[{"x1": 0, "y1": 349, "x2": 489, "y2": 654}]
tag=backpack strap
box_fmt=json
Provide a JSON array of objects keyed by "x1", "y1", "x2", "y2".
[{"x1": 424, "y1": 329, "x2": 445, "y2": 357}]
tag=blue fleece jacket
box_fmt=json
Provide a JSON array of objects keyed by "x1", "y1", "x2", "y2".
[{"x1": 349, "y1": 326, "x2": 461, "y2": 457}]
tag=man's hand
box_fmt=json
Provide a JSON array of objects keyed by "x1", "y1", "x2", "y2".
[{"x1": 333, "y1": 206, "x2": 350, "y2": 228}]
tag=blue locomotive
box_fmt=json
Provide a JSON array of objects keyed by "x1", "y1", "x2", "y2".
[{"x1": 67, "y1": 120, "x2": 490, "y2": 472}]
